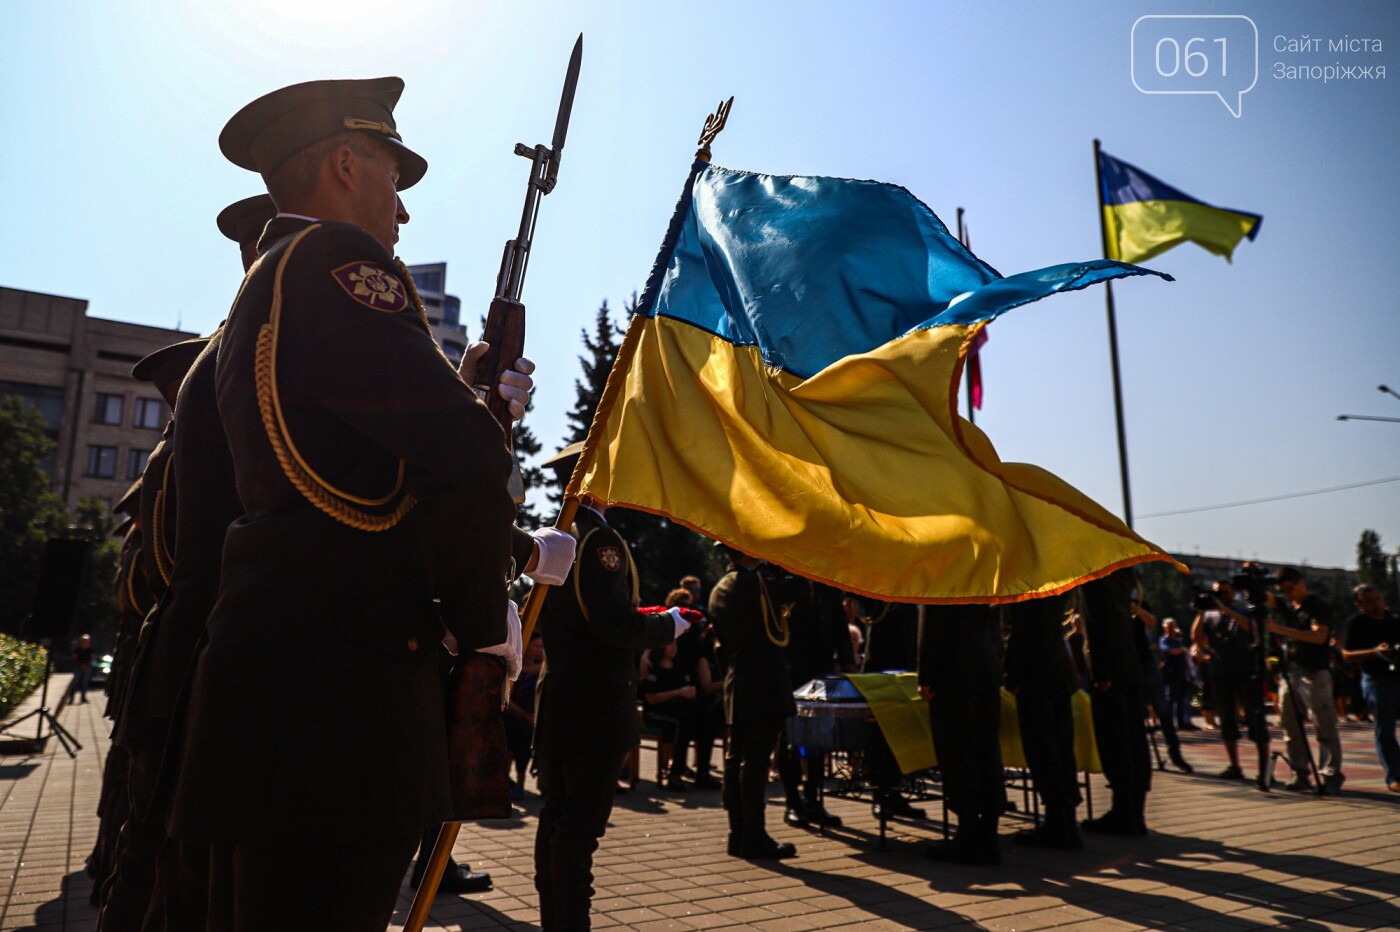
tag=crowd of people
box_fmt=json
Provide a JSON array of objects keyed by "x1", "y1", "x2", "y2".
[{"x1": 73, "y1": 69, "x2": 1399, "y2": 932}]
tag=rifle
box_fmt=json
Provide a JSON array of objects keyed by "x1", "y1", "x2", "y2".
[
  {"x1": 409, "y1": 36, "x2": 582, "y2": 931},
  {"x1": 473, "y1": 33, "x2": 582, "y2": 500}
]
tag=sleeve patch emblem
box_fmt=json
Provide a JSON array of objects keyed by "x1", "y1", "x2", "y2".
[
  {"x1": 596, "y1": 546, "x2": 622, "y2": 572},
  {"x1": 331, "y1": 262, "x2": 408, "y2": 312}
]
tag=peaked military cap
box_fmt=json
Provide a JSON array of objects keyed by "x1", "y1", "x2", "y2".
[
  {"x1": 216, "y1": 194, "x2": 277, "y2": 245},
  {"x1": 132, "y1": 338, "x2": 210, "y2": 406},
  {"x1": 114, "y1": 479, "x2": 142, "y2": 517},
  {"x1": 543, "y1": 440, "x2": 585, "y2": 485},
  {"x1": 219, "y1": 77, "x2": 427, "y2": 190}
]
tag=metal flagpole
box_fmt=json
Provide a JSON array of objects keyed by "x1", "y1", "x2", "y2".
[{"x1": 1093, "y1": 138, "x2": 1134, "y2": 529}]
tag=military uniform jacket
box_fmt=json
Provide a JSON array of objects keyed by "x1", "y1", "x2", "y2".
[
  {"x1": 781, "y1": 578, "x2": 853, "y2": 686},
  {"x1": 1079, "y1": 569, "x2": 1144, "y2": 688},
  {"x1": 708, "y1": 566, "x2": 796, "y2": 725},
  {"x1": 535, "y1": 507, "x2": 674, "y2": 746},
  {"x1": 863, "y1": 602, "x2": 920, "y2": 673},
  {"x1": 116, "y1": 332, "x2": 241, "y2": 744},
  {"x1": 918, "y1": 604, "x2": 1001, "y2": 694},
  {"x1": 1004, "y1": 595, "x2": 1079, "y2": 698},
  {"x1": 169, "y1": 217, "x2": 516, "y2": 843}
]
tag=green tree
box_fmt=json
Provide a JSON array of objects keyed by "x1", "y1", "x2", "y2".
[
  {"x1": 0, "y1": 396, "x2": 69, "y2": 636},
  {"x1": 70, "y1": 496, "x2": 123, "y2": 650},
  {"x1": 550, "y1": 297, "x2": 720, "y2": 601},
  {"x1": 1357, "y1": 528, "x2": 1400, "y2": 606}
]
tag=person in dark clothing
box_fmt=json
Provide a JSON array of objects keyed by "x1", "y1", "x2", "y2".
[
  {"x1": 860, "y1": 600, "x2": 927, "y2": 821},
  {"x1": 533, "y1": 444, "x2": 687, "y2": 930},
  {"x1": 1078, "y1": 569, "x2": 1153, "y2": 835},
  {"x1": 1192, "y1": 579, "x2": 1271, "y2": 792},
  {"x1": 1131, "y1": 598, "x2": 1194, "y2": 773},
  {"x1": 1158, "y1": 618, "x2": 1194, "y2": 729},
  {"x1": 1005, "y1": 594, "x2": 1083, "y2": 850},
  {"x1": 70, "y1": 635, "x2": 95, "y2": 703},
  {"x1": 710, "y1": 549, "x2": 798, "y2": 861},
  {"x1": 640, "y1": 641, "x2": 702, "y2": 790},
  {"x1": 1341, "y1": 584, "x2": 1400, "y2": 791},
  {"x1": 920, "y1": 604, "x2": 1004, "y2": 865},
  {"x1": 777, "y1": 578, "x2": 854, "y2": 828}
]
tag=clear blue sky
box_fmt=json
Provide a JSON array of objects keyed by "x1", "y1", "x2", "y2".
[{"x1": 3, "y1": 0, "x2": 1396, "y2": 571}]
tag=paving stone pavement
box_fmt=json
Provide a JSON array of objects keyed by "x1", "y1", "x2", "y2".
[{"x1": 3, "y1": 680, "x2": 1399, "y2": 931}]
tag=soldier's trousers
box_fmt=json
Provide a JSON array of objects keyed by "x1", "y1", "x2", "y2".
[
  {"x1": 201, "y1": 834, "x2": 417, "y2": 932},
  {"x1": 100, "y1": 729, "x2": 166, "y2": 930},
  {"x1": 534, "y1": 723, "x2": 633, "y2": 930},
  {"x1": 928, "y1": 689, "x2": 1004, "y2": 829},
  {"x1": 1089, "y1": 683, "x2": 1152, "y2": 808},
  {"x1": 1016, "y1": 689, "x2": 1081, "y2": 819},
  {"x1": 723, "y1": 713, "x2": 785, "y2": 846}
]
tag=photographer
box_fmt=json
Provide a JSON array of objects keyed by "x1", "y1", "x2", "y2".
[
  {"x1": 1191, "y1": 580, "x2": 1271, "y2": 791},
  {"x1": 1265, "y1": 568, "x2": 1344, "y2": 794},
  {"x1": 1340, "y1": 584, "x2": 1400, "y2": 792}
]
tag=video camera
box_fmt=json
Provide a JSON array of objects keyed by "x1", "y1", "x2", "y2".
[{"x1": 1230, "y1": 561, "x2": 1272, "y2": 622}]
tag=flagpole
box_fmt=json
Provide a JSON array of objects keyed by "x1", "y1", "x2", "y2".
[
  {"x1": 1093, "y1": 138, "x2": 1134, "y2": 529},
  {"x1": 956, "y1": 207, "x2": 975, "y2": 426}
]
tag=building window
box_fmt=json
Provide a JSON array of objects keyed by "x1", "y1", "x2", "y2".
[
  {"x1": 86, "y1": 445, "x2": 118, "y2": 478},
  {"x1": 93, "y1": 392, "x2": 124, "y2": 425},
  {"x1": 127, "y1": 448, "x2": 151, "y2": 480},
  {"x1": 133, "y1": 397, "x2": 165, "y2": 429}
]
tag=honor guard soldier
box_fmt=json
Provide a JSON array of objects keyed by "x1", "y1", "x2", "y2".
[
  {"x1": 101, "y1": 196, "x2": 274, "y2": 931},
  {"x1": 709, "y1": 548, "x2": 799, "y2": 861},
  {"x1": 163, "y1": 78, "x2": 538, "y2": 930},
  {"x1": 97, "y1": 335, "x2": 206, "y2": 927},
  {"x1": 533, "y1": 442, "x2": 689, "y2": 930},
  {"x1": 1005, "y1": 594, "x2": 1084, "y2": 850},
  {"x1": 919, "y1": 604, "x2": 1005, "y2": 865},
  {"x1": 1079, "y1": 569, "x2": 1153, "y2": 835}
]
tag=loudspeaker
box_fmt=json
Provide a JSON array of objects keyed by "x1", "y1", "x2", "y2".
[{"x1": 26, "y1": 538, "x2": 92, "y2": 643}]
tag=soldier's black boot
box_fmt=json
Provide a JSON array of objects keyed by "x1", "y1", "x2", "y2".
[
  {"x1": 1014, "y1": 807, "x2": 1083, "y2": 850},
  {"x1": 739, "y1": 834, "x2": 797, "y2": 860}
]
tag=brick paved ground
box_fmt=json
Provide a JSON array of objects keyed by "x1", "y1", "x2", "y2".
[{"x1": 3, "y1": 678, "x2": 1398, "y2": 931}]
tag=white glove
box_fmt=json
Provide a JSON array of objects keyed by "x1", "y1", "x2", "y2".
[
  {"x1": 458, "y1": 342, "x2": 535, "y2": 420},
  {"x1": 477, "y1": 599, "x2": 523, "y2": 679},
  {"x1": 527, "y1": 527, "x2": 576, "y2": 586},
  {"x1": 668, "y1": 606, "x2": 692, "y2": 641}
]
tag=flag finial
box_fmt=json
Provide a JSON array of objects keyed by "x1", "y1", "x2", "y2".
[{"x1": 695, "y1": 96, "x2": 734, "y2": 163}]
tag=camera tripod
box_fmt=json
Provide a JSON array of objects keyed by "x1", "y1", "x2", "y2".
[{"x1": 0, "y1": 651, "x2": 82, "y2": 758}]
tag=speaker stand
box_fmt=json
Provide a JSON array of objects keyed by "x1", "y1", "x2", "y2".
[{"x1": 0, "y1": 654, "x2": 82, "y2": 758}]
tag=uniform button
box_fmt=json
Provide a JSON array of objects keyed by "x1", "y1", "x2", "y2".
[{"x1": 407, "y1": 637, "x2": 419, "y2": 651}]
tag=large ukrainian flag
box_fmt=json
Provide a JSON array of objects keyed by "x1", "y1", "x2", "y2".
[
  {"x1": 1098, "y1": 149, "x2": 1262, "y2": 264},
  {"x1": 571, "y1": 162, "x2": 1186, "y2": 603}
]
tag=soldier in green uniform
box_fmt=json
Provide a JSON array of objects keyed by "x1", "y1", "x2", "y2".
[
  {"x1": 709, "y1": 549, "x2": 799, "y2": 861},
  {"x1": 533, "y1": 442, "x2": 688, "y2": 930},
  {"x1": 163, "y1": 78, "x2": 541, "y2": 930}
]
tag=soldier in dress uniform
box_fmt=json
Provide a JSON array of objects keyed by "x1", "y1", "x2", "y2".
[
  {"x1": 533, "y1": 442, "x2": 689, "y2": 930},
  {"x1": 919, "y1": 603, "x2": 1005, "y2": 865},
  {"x1": 97, "y1": 335, "x2": 207, "y2": 928},
  {"x1": 1078, "y1": 568, "x2": 1152, "y2": 836},
  {"x1": 709, "y1": 549, "x2": 799, "y2": 861},
  {"x1": 162, "y1": 77, "x2": 545, "y2": 930},
  {"x1": 101, "y1": 196, "x2": 274, "y2": 931},
  {"x1": 1005, "y1": 594, "x2": 1083, "y2": 850},
  {"x1": 776, "y1": 575, "x2": 852, "y2": 829}
]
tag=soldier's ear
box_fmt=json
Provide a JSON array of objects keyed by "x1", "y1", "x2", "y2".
[{"x1": 328, "y1": 143, "x2": 358, "y2": 191}]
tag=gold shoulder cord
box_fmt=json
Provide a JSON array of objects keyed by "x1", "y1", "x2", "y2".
[
  {"x1": 863, "y1": 603, "x2": 893, "y2": 626},
  {"x1": 572, "y1": 526, "x2": 641, "y2": 624},
  {"x1": 151, "y1": 451, "x2": 175, "y2": 585},
  {"x1": 755, "y1": 572, "x2": 791, "y2": 647},
  {"x1": 254, "y1": 225, "x2": 416, "y2": 532},
  {"x1": 122, "y1": 546, "x2": 143, "y2": 613}
]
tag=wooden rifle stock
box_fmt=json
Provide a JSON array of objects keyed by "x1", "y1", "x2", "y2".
[{"x1": 475, "y1": 296, "x2": 527, "y2": 445}]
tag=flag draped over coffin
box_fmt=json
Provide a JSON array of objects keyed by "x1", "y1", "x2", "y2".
[{"x1": 570, "y1": 161, "x2": 1186, "y2": 603}]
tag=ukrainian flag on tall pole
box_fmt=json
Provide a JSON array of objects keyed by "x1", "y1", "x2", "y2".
[
  {"x1": 559, "y1": 113, "x2": 1186, "y2": 605},
  {"x1": 1097, "y1": 147, "x2": 1262, "y2": 264},
  {"x1": 1092, "y1": 141, "x2": 1262, "y2": 526}
]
